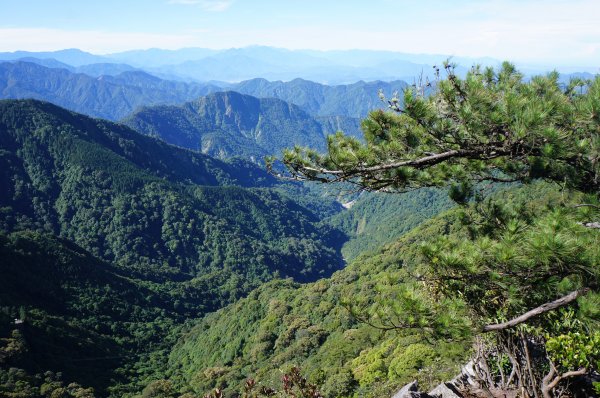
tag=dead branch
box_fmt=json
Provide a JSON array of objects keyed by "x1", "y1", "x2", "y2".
[{"x1": 482, "y1": 289, "x2": 589, "y2": 332}]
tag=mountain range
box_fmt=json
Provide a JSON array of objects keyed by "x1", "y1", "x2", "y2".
[
  {"x1": 1, "y1": 47, "x2": 595, "y2": 85},
  {"x1": 1, "y1": 45, "x2": 596, "y2": 398},
  {"x1": 0, "y1": 62, "x2": 221, "y2": 120},
  {"x1": 0, "y1": 61, "x2": 406, "y2": 121},
  {"x1": 0, "y1": 47, "x2": 463, "y2": 83}
]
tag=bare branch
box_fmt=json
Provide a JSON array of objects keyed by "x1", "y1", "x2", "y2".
[
  {"x1": 297, "y1": 148, "x2": 507, "y2": 178},
  {"x1": 482, "y1": 289, "x2": 590, "y2": 332},
  {"x1": 542, "y1": 363, "x2": 588, "y2": 398},
  {"x1": 573, "y1": 204, "x2": 600, "y2": 210}
]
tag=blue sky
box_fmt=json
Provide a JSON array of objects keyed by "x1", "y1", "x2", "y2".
[{"x1": 0, "y1": 0, "x2": 598, "y2": 67}]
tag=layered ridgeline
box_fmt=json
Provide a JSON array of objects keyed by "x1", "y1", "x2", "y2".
[
  {"x1": 234, "y1": 78, "x2": 408, "y2": 118},
  {"x1": 0, "y1": 47, "x2": 480, "y2": 83},
  {"x1": 120, "y1": 86, "x2": 453, "y2": 260},
  {"x1": 0, "y1": 56, "x2": 141, "y2": 77},
  {"x1": 122, "y1": 91, "x2": 362, "y2": 161},
  {"x1": 0, "y1": 61, "x2": 221, "y2": 120},
  {"x1": 0, "y1": 61, "x2": 403, "y2": 123},
  {"x1": 0, "y1": 99, "x2": 347, "y2": 395}
]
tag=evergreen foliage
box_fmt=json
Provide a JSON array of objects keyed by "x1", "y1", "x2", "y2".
[
  {"x1": 166, "y1": 205, "x2": 473, "y2": 398},
  {"x1": 279, "y1": 63, "x2": 598, "y2": 195},
  {"x1": 275, "y1": 63, "x2": 600, "y2": 397}
]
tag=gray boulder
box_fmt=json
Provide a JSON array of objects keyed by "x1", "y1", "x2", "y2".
[
  {"x1": 428, "y1": 382, "x2": 463, "y2": 398},
  {"x1": 392, "y1": 380, "x2": 434, "y2": 398}
]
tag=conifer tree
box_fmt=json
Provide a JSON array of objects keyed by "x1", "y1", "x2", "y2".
[{"x1": 273, "y1": 63, "x2": 600, "y2": 397}]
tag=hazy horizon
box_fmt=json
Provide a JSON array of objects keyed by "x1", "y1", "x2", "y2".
[{"x1": 1, "y1": 0, "x2": 599, "y2": 70}]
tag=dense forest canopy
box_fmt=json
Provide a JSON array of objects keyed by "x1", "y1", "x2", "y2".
[{"x1": 0, "y1": 99, "x2": 349, "y2": 396}]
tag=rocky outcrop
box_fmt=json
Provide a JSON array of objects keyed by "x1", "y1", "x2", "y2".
[
  {"x1": 391, "y1": 380, "x2": 433, "y2": 398},
  {"x1": 428, "y1": 383, "x2": 463, "y2": 398},
  {"x1": 392, "y1": 377, "x2": 464, "y2": 398}
]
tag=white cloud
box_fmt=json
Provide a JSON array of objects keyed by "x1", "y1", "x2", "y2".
[{"x1": 167, "y1": 0, "x2": 233, "y2": 11}]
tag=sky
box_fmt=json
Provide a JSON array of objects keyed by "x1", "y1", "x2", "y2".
[{"x1": 0, "y1": 0, "x2": 599, "y2": 67}]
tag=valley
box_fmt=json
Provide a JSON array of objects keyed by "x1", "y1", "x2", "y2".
[{"x1": 0, "y1": 38, "x2": 598, "y2": 398}]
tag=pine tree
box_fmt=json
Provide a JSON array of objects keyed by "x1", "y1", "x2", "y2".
[{"x1": 273, "y1": 63, "x2": 600, "y2": 397}]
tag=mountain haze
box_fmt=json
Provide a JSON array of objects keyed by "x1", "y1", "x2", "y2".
[
  {"x1": 0, "y1": 61, "x2": 404, "y2": 126},
  {"x1": 0, "y1": 48, "x2": 109, "y2": 66},
  {"x1": 234, "y1": 77, "x2": 408, "y2": 118},
  {"x1": 0, "y1": 62, "x2": 220, "y2": 120}
]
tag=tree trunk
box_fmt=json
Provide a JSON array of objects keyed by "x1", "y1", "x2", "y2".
[{"x1": 541, "y1": 364, "x2": 587, "y2": 398}]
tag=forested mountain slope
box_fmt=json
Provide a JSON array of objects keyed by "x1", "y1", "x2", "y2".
[
  {"x1": 327, "y1": 188, "x2": 454, "y2": 261},
  {"x1": 0, "y1": 99, "x2": 346, "y2": 395},
  {"x1": 0, "y1": 98, "x2": 346, "y2": 294},
  {"x1": 233, "y1": 78, "x2": 408, "y2": 118},
  {"x1": 122, "y1": 91, "x2": 362, "y2": 160},
  {"x1": 165, "y1": 200, "x2": 472, "y2": 398},
  {"x1": 162, "y1": 183, "x2": 595, "y2": 398},
  {"x1": 0, "y1": 62, "x2": 220, "y2": 120},
  {"x1": 0, "y1": 230, "x2": 174, "y2": 393}
]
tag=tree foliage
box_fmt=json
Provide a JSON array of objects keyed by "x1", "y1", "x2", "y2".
[
  {"x1": 278, "y1": 62, "x2": 599, "y2": 196},
  {"x1": 0, "y1": 99, "x2": 347, "y2": 396},
  {"x1": 166, "y1": 210, "x2": 472, "y2": 398},
  {"x1": 276, "y1": 63, "x2": 600, "y2": 397}
]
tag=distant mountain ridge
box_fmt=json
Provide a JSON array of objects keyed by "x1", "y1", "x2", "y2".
[
  {"x1": 0, "y1": 61, "x2": 220, "y2": 120},
  {"x1": 122, "y1": 91, "x2": 362, "y2": 160},
  {"x1": 4, "y1": 56, "x2": 140, "y2": 77},
  {"x1": 1, "y1": 46, "x2": 596, "y2": 84},
  {"x1": 0, "y1": 47, "x2": 433, "y2": 83},
  {"x1": 0, "y1": 47, "x2": 482, "y2": 83},
  {"x1": 0, "y1": 61, "x2": 401, "y2": 123},
  {"x1": 0, "y1": 48, "x2": 109, "y2": 66},
  {"x1": 234, "y1": 77, "x2": 408, "y2": 118}
]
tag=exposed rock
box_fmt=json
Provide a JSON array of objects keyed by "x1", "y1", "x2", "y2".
[
  {"x1": 392, "y1": 379, "x2": 468, "y2": 398},
  {"x1": 584, "y1": 221, "x2": 600, "y2": 229},
  {"x1": 578, "y1": 221, "x2": 600, "y2": 229},
  {"x1": 454, "y1": 361, "x2": 477, "y2": 386},
  {"x1": 428, "y1": 382, "x2": 463, "y2": 398},
  {"x1": 392, "y1": 380, "x2": 433, "y2": 398}
]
